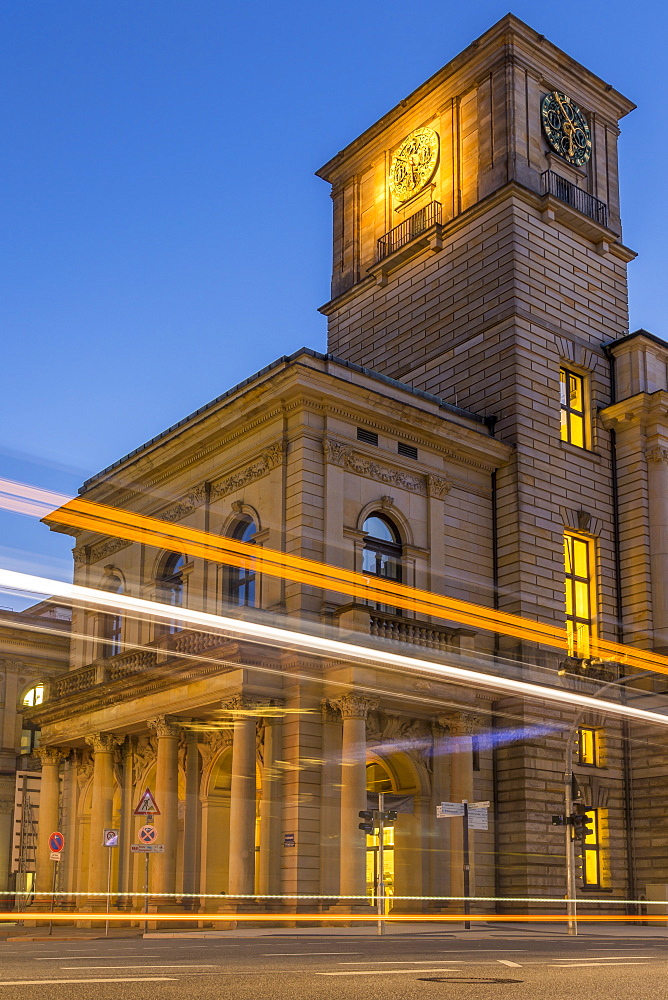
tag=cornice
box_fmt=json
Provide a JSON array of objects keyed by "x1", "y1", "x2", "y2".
[{"x1": 599, "y1": 390, "x2": 668, "y2": 432}]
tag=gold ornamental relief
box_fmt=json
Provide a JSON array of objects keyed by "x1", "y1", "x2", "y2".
[{"x1": 389, "y1": 127, "x2": 439, "y2": 203}]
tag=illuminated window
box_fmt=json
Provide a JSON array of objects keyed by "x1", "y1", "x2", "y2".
[
  {"x1": 582, "y1": 808, "x2": 603, "y2": 887},
  {"x1": 159, "y1": 553, "x2": 187, "y2": 634},
  {"x1": 22, "y1": 684, "x2": 44, "y2": 708},
  {"x1": 560, "y1": 367, "x2": 586, "y2": 448},
  {"x1": 101, "y1": 572, "x2": 123, "y2": 657},
  {"x1": 226, "y1": 516, "x2": 257, "y2": 607},
  {"x1": 578, "y1": 726, "x2": 601, "y2": 767},
  {"x1": 564, "y1": 532, "x2": 595, "y2": 657}
]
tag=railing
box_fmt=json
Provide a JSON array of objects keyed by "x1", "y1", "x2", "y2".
[
  {"x1": 369, "y1": 610, "x2": 459, "y2": 651},
  {"x1": 51, "y1": 665, "x2": 97, "y2": 699},
  {"x1": 108, "y1": 649, "x2": 157, "y2": 682},
  {"x1": 541, "y1": 171, "x2": 608, "y2": 228},
  {"x1": 377, "y1": 201, "x2": 442, "y2": 260}
]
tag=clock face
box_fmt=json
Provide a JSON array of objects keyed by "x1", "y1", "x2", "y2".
[
  {"x1": 541, "y1": 91, "x2": 592, "y2": 167},
  {"x1": 389, "y1": 127, "x2": 440, "y2": 203}
]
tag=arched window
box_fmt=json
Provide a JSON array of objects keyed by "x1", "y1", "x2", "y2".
[
  {"x1": 159, "y1": 554, "x2": 186, "y2": 633},
  {"x1": 22, "y1": 684, "x2": 44, "y2": 708},
  {"x1": 226, "y1": 517, "x2": 257, "y2": 607},
  {"x1": 362, "y1": 514, "x2": 402, "y2": 614},
  {"x1": 101, "y1": 572, "x2": 124, "y2": 657}
]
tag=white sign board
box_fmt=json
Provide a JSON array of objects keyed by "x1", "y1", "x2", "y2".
[
  {"x1": 467, "y1": 807, "x2": 489, "y2": 830},
  {"x1": 437, "y1": 801, "x2": 465, "y2": 817},
  {"x1": 130, "y1": 844, "x2": 165, "y2": 853}
]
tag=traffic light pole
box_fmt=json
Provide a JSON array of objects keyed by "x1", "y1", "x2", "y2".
[
  {"x1": 563, "y1": 752, "x2": 577, "y2": 937},
  {"x1": 377, "y1": 792, "x2": 385, "y2": 937},
  {"x1": 462, "y1": 801, "x2": 471, "y2": 930}
]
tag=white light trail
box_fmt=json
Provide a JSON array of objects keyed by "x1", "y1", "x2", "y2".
[{"x1": 2, "y1": 567, "x2": 667, "y2": 730}]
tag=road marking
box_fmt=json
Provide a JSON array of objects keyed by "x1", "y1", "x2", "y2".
[
  {"x1": 0, "y1": 978, "x2": 178, "y2": 986},
  {"x1": 60, "y1": 965, "x2": 216, "y2": 970},
  {"x1": 339, "y1": 961, "x2": 465, "y2": 965},
  {"x1": 263, "y1": 952, "x2": 363, "y2": 957},
  {"x1": 319, "y1": 968, "x2": 460, "y2": 976},
  {"x1": 553, "y1": 956, "x2": 655, "y2": 961},
  {"x1": 34, "y1": 955, "x2": 161, "y2": 961},
  {"x1": 497, "y1": 961, "x2": 522, "y2": 967},
  {"x1": 548, "y1": 963, "x2": 648, "y2": 968}
]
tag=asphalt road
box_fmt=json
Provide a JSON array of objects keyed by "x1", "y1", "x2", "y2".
[{"x1": 1, "y1": 930, "x2": 667, "y2": 1000}]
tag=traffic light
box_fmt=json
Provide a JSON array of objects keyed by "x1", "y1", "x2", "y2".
[
  {"x1": 570, "y1": 805, "x2": 594, "y2": 840},
  {"x1": 358, "y1": 810, "x2": 375, "y2": 833}
]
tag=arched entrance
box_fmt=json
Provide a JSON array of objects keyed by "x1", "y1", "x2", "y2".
[{"x1": 365, "y1": 761, "x2": 395, "y2": 911}]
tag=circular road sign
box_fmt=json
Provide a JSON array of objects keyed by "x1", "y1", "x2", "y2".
[
  {"x1": 48, "y1": 831, "x2": 65, "y2": 853},
  {"x1": 137, "y1": 824, "x2": 158, "y2": 845}
]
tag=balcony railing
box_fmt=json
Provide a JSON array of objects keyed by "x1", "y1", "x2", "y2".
[
  {"x1": 377, "y1": 201, "x2": 442, "y2": 261},
  {"x1": 541, "y1": 171, "x2": 607, "y2": 228}
]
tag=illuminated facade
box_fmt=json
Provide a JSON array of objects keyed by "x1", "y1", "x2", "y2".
[{"x1": 23, "y1": 15, "x2": 668, "y2": 919}]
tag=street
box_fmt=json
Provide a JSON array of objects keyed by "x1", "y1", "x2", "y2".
[{"x1": 1, "y1": 927, "x2": 666, "y2": 999}]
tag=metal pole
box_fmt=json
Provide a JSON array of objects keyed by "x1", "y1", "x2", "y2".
[
  {"x1": 48, "y1": 861, "x2": 57, "y2": 936},
  {"x1": 565, "y1": 735, "x2": 578, "y2": 936},
  {"x1": 377, "y1": 793, "x2": 385, "y2": 937},
  {"x1": 143, "y1": 853, "x2": 149, "y2": 935},
  {"x1": 462, "y1": 800, "x2": 470, "y2": 930},
  {"x1": 105, "y1": 849, "x2": 112, "y2": 937}
]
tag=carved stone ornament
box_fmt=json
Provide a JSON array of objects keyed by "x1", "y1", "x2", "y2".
[
  {"x1": 220, "y1": 695, "x2": 265, "y2": 714},
  {"x1": 85, "y1": 733, "x2": 123, "y2": 754},
  {"x1": 76, "y1": 750, "x2": 94, "y2": 789},
  {"x1": 231, "y1": 500, "x2": 245, "y2": 513},
  {"x1": 332, "y1": 693, "x2": 379, "y2": 720},
  {"x1": 198, "y1": 728, "x2": 234, "y2": 768},
  {"x1": 323, "y1": 438, "x2": 451, "y2": 498},
  {"x1": 320, "y1": 699, "x2": 340, "y2": 724},
  {"x1": 436, "y1": 711, "x2": 481, "y2": 736},
  {"x1": 34, "y1": 746, "x2": 69, "y2": 766},
  {"x1": 646, "y1": 446, "x2": 668, "y2": 464},
  {"x1": 133, "y1": 736, "x2": 157, "y2": 778},
  {"x1": 380, "y1": 495, "x2": 395, "y2": 510},
  {"x1": 147, "y1": 715, "x2": 182, "y2": 739}
]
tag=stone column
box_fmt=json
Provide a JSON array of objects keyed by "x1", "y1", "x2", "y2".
[
  {"x1": 224, "y1": 697, "x2": 259, "y2": 899},
  {"x1": 438, "y1": 712, "x2": 480, "y2": 900},
  {"x1": 258, "y1": 714, "x2": 283, "y2": 899},
  {"x1": 84, "y1": 734, "x2": 121, "y2": 903},
  {"x1": 182, "y1": 730, "x2": 201, "y2": 907},
  {"x1": 34, "y1": 747, "x2": 67, "y2": 896},
  {"x1": 332, "y1": 693, "x2": 378, "y2": 903},
  {"x1": 147, "y1": 715, "x2": 181, "y2": 899},
  {"x1": 117, "y1": 737, "x2": 136, "y2": 907},
  {"x1": 646, "y1": 444, "x2": 668, "y2": 652},
  {"x1": 319, "y1": 700, "x2": 342, "y2": 898}
]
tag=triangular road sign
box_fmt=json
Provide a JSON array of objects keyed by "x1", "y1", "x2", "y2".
[{"x1": 134, "y1": 787, "x2": 160, "y2": 816}]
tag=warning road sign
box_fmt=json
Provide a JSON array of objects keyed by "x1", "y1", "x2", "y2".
[
  {"x1": 137, "y1": 824, "x2": 158, "y2": 845},
  {"x1": 134, "y1": 788, "x2": 160, "y2": 816},
  {"x1": 48, "y1": 831, "x2": 64, "y2": 853}
]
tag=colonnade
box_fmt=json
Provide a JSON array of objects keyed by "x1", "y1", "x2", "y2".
[{"x1": 33, "y1": 697, "x2": 481, "y2": 913}]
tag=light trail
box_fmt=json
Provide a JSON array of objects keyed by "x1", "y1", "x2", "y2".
[
  {"x1": 4, "y1": 475, "x2": 668, "y2": 675},
  {"x1": 1, "y1": 912, "x2": 666, "y2": 923},
  {"x1": 2, "y1": 568, "x2": 668, "y2": 730}
]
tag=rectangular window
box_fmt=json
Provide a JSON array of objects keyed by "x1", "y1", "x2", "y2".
[
  {"x1": 560, "y1": 367, "x2": 586, "y2": 448},
  {"x1": 578, "y1": 726, "x2": 601, "y2": 767},
  {"x1": 582, "y1": 808, "x2": 603, "y2": 887},
  {"x1": 564, "y1": 532, "x2": 595, "y2": 658},
  {"x1": 357, "y1": 427, "x2": 379, "y2": 446}
]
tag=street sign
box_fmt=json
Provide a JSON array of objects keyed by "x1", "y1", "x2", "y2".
[
  {"x1": 137, "y1": 824, "x2": 158, "y2": 845},
  {"x1": 437, "y1": 802, "x2": 465, "y2": 818},
  {"x1": 48, "y1": 831, "x2": 64, "y2": 853},
  {"x1": 134, "y1": 788, "x2": 160, "y2": 816},
  {"x1": 103, "y1": 829, "x2": 119, "y2": 847},
  {"x1": 470, "y1": 800, "x2": 490, "y2": 809},
  {"x1": 131, "y1": 844, "x2": 165, "y2": 853},
  {"x1": 284, "y1": 833, "x2": 295, "y2": 847},
  {"x1": 467, "y1": 807, "x2": 489, "y2": 831},
  {"x1": 49, "y1": 851, "x2": 61, "y2": 861}
]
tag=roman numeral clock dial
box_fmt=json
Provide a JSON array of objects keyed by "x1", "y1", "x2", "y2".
[{"x1": 541, "y1": 91, "x2": 592, "y2": 166}]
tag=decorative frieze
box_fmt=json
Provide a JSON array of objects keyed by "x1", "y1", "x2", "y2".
[{"x1": 323, "y1": 438, "x2": 450, "y2": 498}]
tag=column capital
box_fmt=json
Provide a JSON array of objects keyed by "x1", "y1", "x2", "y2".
[
  {"x1": 220, "y1": 695, "x2": 265, "y2": 714},
  {"x1": 332, "y1": 693, "x2": 379, "y2": 720},
  {"x1": 646, "y1": 445, "x2": 668, "y2": 464},
  {"x1": 147, "y1": 715, "x2": 181, "y2": 738},
  {"x1": 34, "y1": 746, "x2": 69, "y2": 766},
  {"x1": 436, "y1": 711, "x2": 481, "y2": 735},
  {"x1": 85, "y1": 732, "x2": 123, "y2": 753},
  {"x1": 320, "y1": 699, "x2": 340, "y2": 724}
]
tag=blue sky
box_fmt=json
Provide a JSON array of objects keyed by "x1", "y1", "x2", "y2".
[{"x1": 1, "y1": 0, "x2": 666, "y2": 601}]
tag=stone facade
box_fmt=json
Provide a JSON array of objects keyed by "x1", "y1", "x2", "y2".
[{"x1": 20, "y1": 14, "x2": 668, "y2": 920}]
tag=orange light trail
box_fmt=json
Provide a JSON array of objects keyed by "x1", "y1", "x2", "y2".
[
  {"x1": 0, "y1": 912, "x2": 666, "y2": 923},
  {"x1": 2, "y1": 476, "x2": 668, "y2": 676}
]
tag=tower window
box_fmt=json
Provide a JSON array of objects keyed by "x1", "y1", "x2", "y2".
[
  {"x1": 101, "y1": 572, "x2": 124, "y2": 658},
  {"x1": 357, "y1": 428, "x2": 379, "y2": 446},
  {"x1": 398, "y1": 442, "x2": 418, "y2": 460},
  {"x1": 560, "y1": 367, "x2": 586, "y2": 448},
  {"x1": 362, "y1": 514, "x2": 402, "y2": 613},
  {"x1": 564, "y1": 532, "x2": 595, "y2": 658},
  {"x1": 158, "y1": 553, "x2": 187, "y2": 634},
  {"x1": 22, "y1": 684, "x2": 44, "y2": 708}
]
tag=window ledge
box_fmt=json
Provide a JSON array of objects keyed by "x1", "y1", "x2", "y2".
[{"x1": 559, "y1": 439, "x2": 602, "y2": 462}]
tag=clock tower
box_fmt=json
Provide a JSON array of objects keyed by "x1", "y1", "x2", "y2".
[{"x1": 317, "y1": 14, "x2": 636, "y2": 643}]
